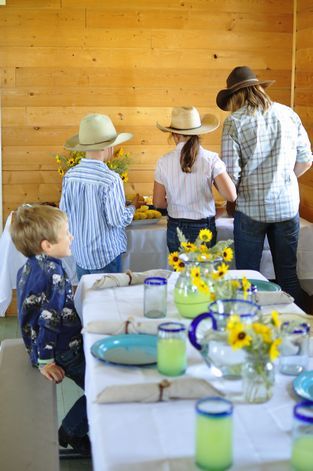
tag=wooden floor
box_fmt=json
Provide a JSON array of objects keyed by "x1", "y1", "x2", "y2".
[{"x1": 0, "y1": 317, "x2": 93, "y2": 471}]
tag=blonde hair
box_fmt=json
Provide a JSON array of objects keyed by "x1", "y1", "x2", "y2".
[
  {"x1": 227, "y1": 85, "x2": 272, "y2": 113},
  {"x1": 10, "y1": 204, "x2": 67, "y2": 257}
]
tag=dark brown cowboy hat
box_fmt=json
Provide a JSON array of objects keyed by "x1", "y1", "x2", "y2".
[{"x1": 216, "y1": 66, "x2": 275, "y2": 111}]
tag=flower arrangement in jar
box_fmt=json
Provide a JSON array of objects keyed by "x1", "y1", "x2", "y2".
[{"x1": 227, "y1": 310, "x2": 282, "y2": 403}]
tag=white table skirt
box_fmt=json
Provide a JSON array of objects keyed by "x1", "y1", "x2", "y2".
[
  {"x1": 77, "y1": 270, "x2": 307, "y2": 471},
  {"x1": 1, "y1": 214, "x2": 313, "y2": 316}
]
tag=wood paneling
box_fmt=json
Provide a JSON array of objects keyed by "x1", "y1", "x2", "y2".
[
  {"x1": 295, "y1": 0, "x2": 313, "y2": 222},
  {"x1": 0, "y1": 0, "x2": 294, "y2": 224}
]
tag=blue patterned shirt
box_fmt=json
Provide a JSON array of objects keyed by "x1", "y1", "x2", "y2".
[
  {"x1": 17, "y1": 255, "x2": 82, "y2": 367},
  {"x1": 59, "y1": 159, "x2": 135, "y2": 269},
  {"x1": 221, "y1": 102, "x2": 312, "y2": 222}
]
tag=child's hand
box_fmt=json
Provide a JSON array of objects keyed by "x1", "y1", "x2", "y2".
[
  {"x1": 40, "y1": 363, "x2": 65, "y2": 384},
  {"x1": 132, "y1": 193, "x2": 145, "y2": 209}
]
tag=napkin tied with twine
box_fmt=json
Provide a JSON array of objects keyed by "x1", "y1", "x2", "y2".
[
  {"x1": 95, "y1": 377, "x2": 223, "y2": 404},
  {"x1": 84, "y1": 316, "x2": 189, "y2": 335},
  {"x1": 92, "y1": 269, "x2": 171, "y2": 290}
]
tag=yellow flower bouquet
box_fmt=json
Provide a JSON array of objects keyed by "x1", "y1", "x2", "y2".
[
  {"x1": 171, "y1": 228, "x2": 243, "y2": 318},
  {"x1": 227, "y1": 310, "x2": 282, "y2": 403},
  {"x1": 55, "y1": 147, "x2": 131, "y2": 181},
  {"x1": 169, "y1": 228, "x2": 252, "y2": 309}
]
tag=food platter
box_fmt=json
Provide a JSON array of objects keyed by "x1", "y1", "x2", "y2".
[{"x1": 130, "y1": 218, "x2": 162, "y2": 227}]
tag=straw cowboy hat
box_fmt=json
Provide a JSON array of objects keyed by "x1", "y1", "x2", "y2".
[
  {"x1": 216, "y1": 66, "x2": 275, "y2": 111},
  {"x1": 156, "y1": 106, "x2": 219, "y2": 135},
  {"x1": 64, "y1": 113, "x2": 133, "y2": 151}
]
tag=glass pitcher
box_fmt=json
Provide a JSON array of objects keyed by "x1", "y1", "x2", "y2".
[{"x1": 188, "y1": 299, "x2": 261, "y2": 379}]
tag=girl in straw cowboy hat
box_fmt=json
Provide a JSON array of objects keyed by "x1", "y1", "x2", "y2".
[
  {"x1": 60, "y1": 113, "x2": 142, "y2": 280},
  {"x1": 153, "y1": 106, "x2": 236, "y2": 253},
  {"x1": 216, "y1": 66, "x2": 312, "y2": 309}
]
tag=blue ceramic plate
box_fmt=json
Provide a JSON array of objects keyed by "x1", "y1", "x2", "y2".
[
  {"x1": 91, "y1": 334, "x2": 157, "y2": 366},
  {"x1": 293, "y1": 371, "x2": 313, "y2": 401},
  {"x1": 248, "y1": 279, "x2": 281, "y2": 292}
]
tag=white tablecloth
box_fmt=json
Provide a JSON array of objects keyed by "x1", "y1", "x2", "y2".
[
  {"x1": 1, "y1": 214, "x2": 313, "y2": 316},
  {"x1": 77, "y1": 270, "x2": 308, "y2": 471}
]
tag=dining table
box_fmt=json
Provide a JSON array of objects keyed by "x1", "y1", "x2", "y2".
[{"x1": 75, "y1": 269, "x2": 312, "y2": 471}]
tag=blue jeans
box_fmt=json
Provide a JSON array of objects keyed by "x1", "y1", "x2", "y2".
[
  {"x1": 55, "y1": 347, "x2": 88, "y2": 438},
  {"x1": 167, "y1": 217, "x2": 217, "y2": 253},
  {"x1": 76, "y1": 254, "x2": 122, "y2": 281},
  {"x1": 234, "y1": 211, "x2": 305, "y2": 309}
]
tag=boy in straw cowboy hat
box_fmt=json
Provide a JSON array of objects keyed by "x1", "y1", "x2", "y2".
[
  {"x1": 216, "y1": 66, "x2": 312, "y2": 309},
  {"x1": 153, "y1": 106, "x2": 236, "y2": 252},
  {"x1": 60, "y1": 113, "x2": 142, "y2": 280}
]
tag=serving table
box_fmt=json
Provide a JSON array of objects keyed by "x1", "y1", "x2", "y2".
[{"x1": 76, "y1": 269, "x2": 308, "y2": 471}]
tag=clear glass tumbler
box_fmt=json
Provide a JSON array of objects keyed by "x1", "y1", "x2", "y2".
[
  {"x1": 144, "y1": 277, "x2": 167, "y2": 319},
  {"x1": 195, "y1": 397, "x2": 233, "y2": 471},
  {"x1": 157, "y1": 322, "x2": 187, "y2": 376},
  {"x1": 291, "y1": 401, "x2": 313, "y2": 471},
  {"x1": 279, "y1": 322, "x2": 310, "y2": 376}
]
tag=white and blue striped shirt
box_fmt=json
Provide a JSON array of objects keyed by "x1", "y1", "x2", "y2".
[{"x1": 59, "y1": 159, "x2": 135, "y2": 269}]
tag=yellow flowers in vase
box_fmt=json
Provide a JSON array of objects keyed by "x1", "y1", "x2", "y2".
[
  {"x1": 227, "y1": 311, "x2": 282, "y2": 403},
  {"x1": 171, "y1": 228, "x2": 235, "y2": 319},
  {"x1": 54, "y1": 147, "x2": 130, "y2": 182}
]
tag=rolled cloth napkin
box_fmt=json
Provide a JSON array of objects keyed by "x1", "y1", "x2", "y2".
[
  {"x1": 255, "y1": 290, "x2": 294, "y2": 305},
  {"x1": 92, "y1": 269, "x2": 172, "y2": 289},
  {"x1": 96, "y1": 377, "x2": 223, "y2": 404},
  {"x1": 84, "y1": 317, "x2": 189, "y2": 335}
]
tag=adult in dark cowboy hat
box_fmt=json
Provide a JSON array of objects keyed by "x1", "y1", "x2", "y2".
[
  {"x1": 60, "y1": 114, "x2": 142, "y2": 280},
  {"x1": 153, "y1": 106, "x2": 236, "y2": 253},
  {"x1": 216, "y1": 66, "x2": 312, "y2": 309}
]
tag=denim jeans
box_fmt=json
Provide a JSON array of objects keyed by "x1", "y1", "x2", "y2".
[
  {"x1": 76, "y1": 254, "x2": 122, "y2": 281},
  {"x1": 234, "y1": 211, "x2": 305, "y2": 309},
  {"x1": 167, "y1": 217, "x2": 217, "y2": 253},
  {"x1": 55, "y1": 347, "x2": 88, "y2": 437}
]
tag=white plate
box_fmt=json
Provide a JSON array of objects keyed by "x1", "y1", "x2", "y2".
[{"x1": 130, "y1": 218, "x2": 162, "y2": 227}]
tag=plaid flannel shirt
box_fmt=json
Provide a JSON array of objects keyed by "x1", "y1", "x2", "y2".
[{"x1": 221, "y1": 102, "x2": 312, "y2": 222}]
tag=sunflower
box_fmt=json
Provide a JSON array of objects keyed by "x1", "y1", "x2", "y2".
[
  {"x1": 193, "y1": 278, "x2": 210, "y2": 294},
  {"x1": 198, "y1": 229, "x2": 213, "y2": 243},
  {"x1": 226, "y1": 315, "x2": 241, "y2": 331},
  {"x1": 175, "y1": 260, "x2": 185, "y2": 272},
  {"x1": 252, "y1": 323, "x2": 272, "y2": 344},
  {"x1": 241, "y1": 277, "x2": 251, "y2": 292},
  {"x1": 222, "y1": 247, "x2": 233, "y2": 262},
  {"x1": 269, "y1": 338, "x2": 282, "y2": 361},
  {"x1": 55, "y1": 155, "x2": 61, "y2": 164},
  {"x1": 199, "y1": 244, "x2": 209, "y2": 253},
  {"x1": 181, "y1": 242, "x2": 197, "y2": 253},
  {"x1": 120, "y1": 172, "x2": 128, "y2": 183},
  {"x1": 190, "y1": 267, "x2": 200, "y2": 279},
  {"x1": 271, "y1": 310, "x2": 281, "y2": 328},
  {"x1": 68, "y1": 158, "x2": 75, "y2": 166},
  {"x1": 212, "y1": 262, "x2": 229, "y2": 280},
  {"x1": 228, "y1": 324, "x2": 252, "y2": 349},
  {"x1": 168, "y1": 252, "x2": 180, "y2": 267},
  {"x1": 58, "y1": 168, "x2": 64, "y2": 176}
]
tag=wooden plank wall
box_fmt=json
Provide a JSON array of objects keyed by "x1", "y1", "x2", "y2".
[
  {"x1": 295, "y1": 0, "x2": 313, "y2": 222},
  {"x1": 0, "y1": 0, "x2": 294, "y2": 224}
]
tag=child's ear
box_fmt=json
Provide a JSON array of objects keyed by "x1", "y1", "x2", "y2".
[{"x1": 41, "y1": 239, "x2": 52, "y2": 253}]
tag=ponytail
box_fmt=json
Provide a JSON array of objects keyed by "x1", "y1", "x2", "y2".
[{"x1": 180, "y1": 135, "x2": 200, "y2": 173}]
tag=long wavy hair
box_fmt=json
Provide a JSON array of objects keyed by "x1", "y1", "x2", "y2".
[{"x1": 227, "y1": 85, "x2": 272, "y2": 113}]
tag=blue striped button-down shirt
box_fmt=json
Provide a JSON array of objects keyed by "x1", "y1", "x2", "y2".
[
  {"x1": 60, "y1": 159, "x2": 134, "y2": 269},
  {"x1": 221, "y1": 102, "x2": 312, "y2": 222}
]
